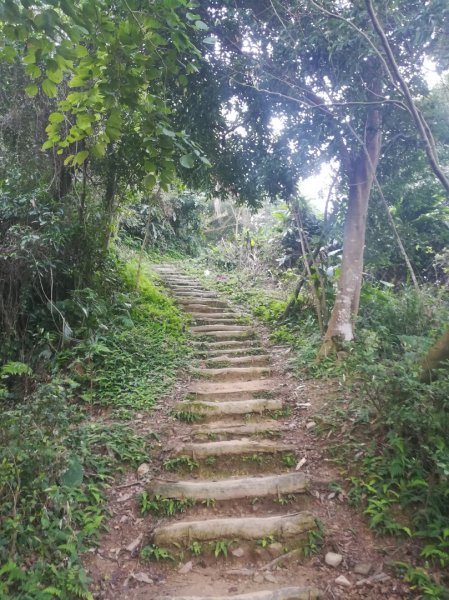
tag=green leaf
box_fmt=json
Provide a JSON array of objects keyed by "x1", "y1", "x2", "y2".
[
  {"x1": 42, "y1": 140, "x2": 55, "y2": 150},
  {"x1": 76, "y1": 112, "x2": 93, "y2": 131},
  {"x1": 42, "y1": 78, "x2": 57, "y2": 98},
  {"x1": 25, "y1": 84, "x2": 39, "y2": 97},
  {"x1": 2, "y1": 46, "x2": 17, "y2": 62},
  {"x1": 68, "y1": 75, "x2": 86, "y2": 88},
  {"x1": 180, "y1": 153, "x2": 195, "y2": 168},
  {"x1": 195, "y1": 20, "x2": 208, "y2": 30},
  {"x1": 203, "y1": 36, "x2": 216, "y2": 45},
  {"x1": 49, "y1": 112, "x2": 65, "y2": 124},
  {"x1": 61, "y1": 455, "x2": 84, "y2": 487},
  {"x1": 25, "y1": 64, "x2": 41, "y2": 79},
  {"x1": 72, "y1": 150, "x2": 89, "y2": 166},
  {"x1": 64, "y1": 154, "x2": 75, "y2": 165},
  {"x1": 143, "y1": 173, "x2": 156, "y2": 188},
  {"x1": 46, "y1": 68, "x2": 63, "y2": 84},
  {"x1": 91, "y1": 140, "x2": 107, "y2": 158}
]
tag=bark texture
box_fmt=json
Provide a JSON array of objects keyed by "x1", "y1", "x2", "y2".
[{"x1": 320, "y1": 95, "x2": 382, "y2": 353}]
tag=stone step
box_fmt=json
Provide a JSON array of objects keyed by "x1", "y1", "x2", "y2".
[
  {"x1": 147, "y1": 472, "x2": 307, "y2": 502},
  {"x1": 188, "y1": 379, "x2": 275, "y2": 402},
  {"x1": 164, "y1": 279, "x2": 200, "y2": 284},
  {"x1": 189, "y1": 312, "x2": 240, "y2": 320},
  {"x1": 191, "y1": 366, "x2": 271, "y2": 382},
  {"x1": 178, "y1": 299, "x2": 229, "y2": 308},
  {"x1": 174, "y1": 398, "x2": 282, "y2": 417},
  {"x1": 156, "y1": 589, "x2": 321, "y2": 600},
  {"x1": 193, "y1": 340, "x2": 259, "y2": 350},
  {"x1": 191, "y1": 330, "x2": 255, "y2": 341},
  {"x1": 169, "y1": 285, "x2": 208, "y2": 294},
  {"x1": 174, "y1": 291, "x2": 218, "y2": 298},
  {"x1": 152, "y1": 511, "x2": 316, "y2": 546},
  {"x1": 205, "y1": 354, "x2": 270, "y2": 367},
  {"x1": 201, "y1": 347, "x2": 266, "y2": 358},
  {"x1": 174, "y1": 439, "x2": 294, "y2": 459},
  {"x1": 183, "y1": 303, "x2": 232, "y2": 313},
  {"x1": 191, "y1": 317, "x2": 241, "y2": 325},
  {"x1": 191, "y1": 324, "x2": 252, "y2": 333},
  {"x1": 191, "y1": 419, "x2": 286, "y2": 438}
]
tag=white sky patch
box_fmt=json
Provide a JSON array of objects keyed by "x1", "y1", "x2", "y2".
[
  {"x1": 270, "y1": 115, "x2": 286, "y2": 136},
  {"x1": 422, "y1": 58, "x2": 441, "y2": 89},
  {"x1": 298, "y1": 162, "x2": 337, "y2": 213}
]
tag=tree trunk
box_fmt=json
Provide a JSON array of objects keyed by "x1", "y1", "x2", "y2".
[
  {"x1": 420, "y1": 328, "x2": 449, "y2": 383},
  {"x1": 319, "y1": 103, "x2": 382, "y2": 355}
]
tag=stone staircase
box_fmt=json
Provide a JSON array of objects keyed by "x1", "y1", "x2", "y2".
[{"x1": 151, "y1": 265, "x2": 321, "y2": 600}]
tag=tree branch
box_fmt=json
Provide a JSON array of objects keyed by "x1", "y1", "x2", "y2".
[{"x1": 365, "y1": 0, "x2": 449, "y2": 197}]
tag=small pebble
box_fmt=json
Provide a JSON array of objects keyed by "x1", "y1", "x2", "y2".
[
  {"x1": 306, "y1": 421, "x2": 316, "y2": 430},
  {"x1": 136, "y1": 463, "x2": 150, "y2": 478},
  {"x1": 178, "y1": 561, "x2": 193, "y2": 574},
  {"x1": 325, "y1": 551, "x2": 343, "y2": 567},
  {"x1": 231, "y1": 547, "x2": 245, "y2": 558},
  {"x1": 354, "y1": 562, "x2": 373, "y2": 576},
  {"x1": 335, "y1": 575, "x2": 352, "y2": 588},
  {"x1": 253, "y1": 573, "x2": 264, "y2": 584}
]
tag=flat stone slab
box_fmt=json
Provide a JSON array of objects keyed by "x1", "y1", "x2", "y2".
[
  {"x1": 157, "y1": 588, "x2": 321, "y2": 600},
  {"x1": 203, "y1": 347, "x2": 266, "y2": 358},
  {"x1": 175, "y1": 398, "x2": 282, "y2": 416},
  {"x1": 191, "y1": 366, "x2": 271, "y2": 382},
  {"x1": 188, "y1": 379, "x2": 276, "y2": 401},
  {"x1": 191, "y1": 324, "x2": 252, "y2": 333},
  {"x1": 148, "y1": 472, "x2": 307, "y2": 501},
  {"x1": 192, "y1": 419, "x2": 286, "y2": 437},
  {"x1": 153, "y1": 511, "x2": 316, "y2": 546},
  {"x1": 205, "y1": 355, "x2": 270, "y2": 367},
  {"x1": 178, "y1": 299, "x2": 229, "y2": 308},
  {"x1": 174, "y1": 439, "x2": 294, "y2": 459},
  {"x1": 191, "y1": 330, "x2": 255, "y2": 341}
]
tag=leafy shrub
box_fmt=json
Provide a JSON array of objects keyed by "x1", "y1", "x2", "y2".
[{"x1": 0, "y1": 379, "x2": 148, "y2": 599}]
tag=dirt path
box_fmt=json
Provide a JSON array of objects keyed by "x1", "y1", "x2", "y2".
[{"x1": 85, "y1": 265, "x2": 412, "y2": 599}]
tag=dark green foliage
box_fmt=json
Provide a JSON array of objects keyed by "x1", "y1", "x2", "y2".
[
  {"x1": 139, "y1": 493, "x2": 195, "y2": 517},
  {"x1": 0, "y1": 255, "x2": 188, "y2": 599},
  {"x1": 56, "y1": 259, "x2": 189, "y2": 409},
  {"x1": 0, "y1": 381, "x2": 147, "y2": 599}
]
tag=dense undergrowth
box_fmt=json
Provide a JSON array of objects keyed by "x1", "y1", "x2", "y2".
[
  {"x1": 0, "y1": 251, "x2": 188, "y2": 599},
  {"x1": 186, "y1": 252, "x2": 449, "y2": 598}
]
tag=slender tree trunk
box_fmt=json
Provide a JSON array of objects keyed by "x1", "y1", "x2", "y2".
[
  {"x1": 102, "y1": 149, "x2": 117, "y2": 252},
  {"x1": 420, "y1": 328, "x2": 449, "y2": 383},
  {"x1": 293, "y1": 207, "x2": 324, "y2": 334},
  {"x1": 319, "y1": 102, "x2": 382, "y2": 355}
]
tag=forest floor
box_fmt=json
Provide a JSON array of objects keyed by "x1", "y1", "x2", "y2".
[{"x1": 83, "y1": 264, "x2": 416, "y2": 600}]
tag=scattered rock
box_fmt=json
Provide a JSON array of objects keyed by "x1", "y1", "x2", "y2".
[
  {"x1": 137, "y1": 463, "x2": 150, "y2": 478},
  {"x1": 354, "y1": 562, "x2": 373, "y2": 576},
  {"x1": 335, "y1": 575, "x2": 352, "y2": 588},
  {"x1": 268, "y1": 542, "x2": 284, "y2": 558},
  {"x1": 231, "y1": 547, "x2": 245, "y2": 558},
  {"x1": 356, "y1": 572, "x2": 390, "y2": 587},
  {"x1": 264, "y1": 572, "x2": 276, "y2": 583},
  {"x1": 295, "y1": 457, "x2": 307, "y2": 470},
  {"x1": 125, "y1": 533, "x2": 143, "y2": 553},
  {"x1": 178, "y1": 561, "x2": 193, "y2": 574},
  {"x1": 226, "y1": 569, "x2": 253, "y2": 577},
  {"x1": 132, "y1": 572, "x2": 153, "y2": 584},
  {"x1": 306, "y1": 421, "x2": 316, "y2": 430},
  {"x1": 253, "y1": 573, "x2": 264, "y2": 584},
  {"x1": 325, "y1": 551, "x2": 343, "y2": 568}
]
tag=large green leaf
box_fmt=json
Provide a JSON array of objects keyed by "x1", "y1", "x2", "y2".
[{"x1": 61, "y1": 455, "x2": 84, "y2": 487}]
